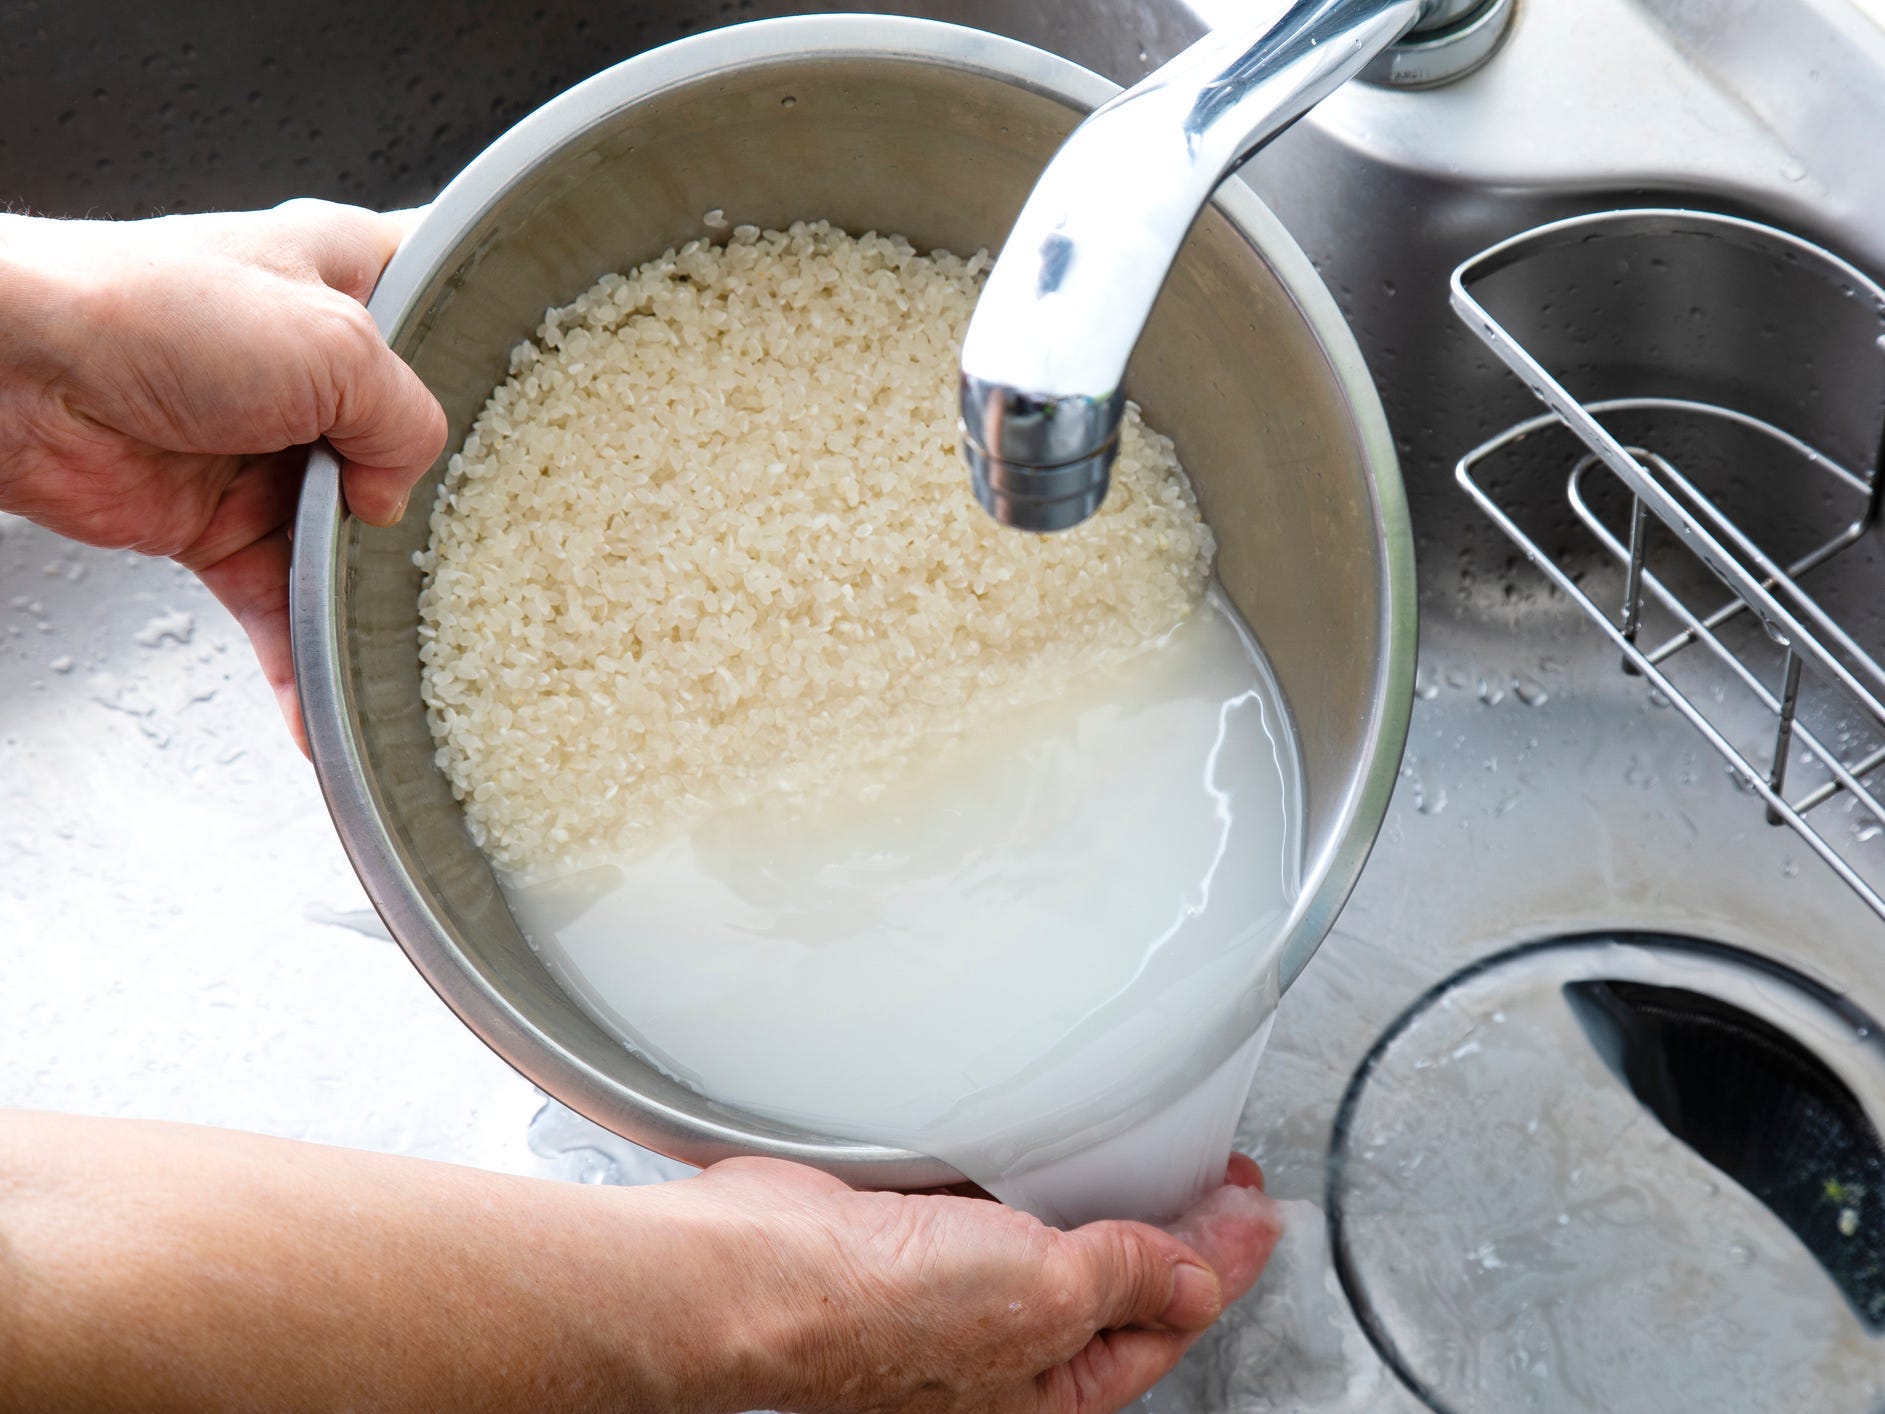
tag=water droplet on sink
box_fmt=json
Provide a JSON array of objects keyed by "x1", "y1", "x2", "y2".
[
  {"x1": 1511, "y1": 674, "x2": 1549, "y2": 707},
  {"x1": 1477, "y1": 676, "x2": 1505, "y2": 706},
  {"x1": 1401, "y1": 759, "x2": 1448, "y2": 816},
  {"x1": 1858, "y1": 820, "x2": 1883, "y2": 844},
  {"x1": 1781, "y1": 857, "x2": 1801, "y2": 879},
  {"x1": 134, "y1": 609, "x2": 195, "y2": 648},
  {"x1": 49, "y1": 656, "x2": 73, "y2": 674}
]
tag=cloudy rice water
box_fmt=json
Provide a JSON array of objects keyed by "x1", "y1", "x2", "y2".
[{"x1": 416, "y1": 221, "x2": 1302, "y2": 1223}]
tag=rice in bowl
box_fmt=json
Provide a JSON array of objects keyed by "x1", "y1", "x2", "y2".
[{"x1": 415, "y1": 221, "x2": 1214, "y2": 879}]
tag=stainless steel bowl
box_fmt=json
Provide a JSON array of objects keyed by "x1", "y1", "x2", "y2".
[{"x1": 290, "y1": 14, "x2": 1415, "y2": 1187}]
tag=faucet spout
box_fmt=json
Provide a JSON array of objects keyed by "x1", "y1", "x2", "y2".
[{"x1": 960, "y1": 0, "x2": 1438, "y2": 531}]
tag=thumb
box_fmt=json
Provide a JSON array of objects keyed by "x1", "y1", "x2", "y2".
[
  {"x1": 1057, "y1": 1220, "x2": 1223, "y2": 1336},
  {"x1": 1164, "y1": 1179, "x2": 1283, "y2": 1309},
  {"x1": 267, "y1": 198, "x2": 448, "y2": 527},
  {"x1": 326, "y1": 321, "x2": 449, "y2": 528}
]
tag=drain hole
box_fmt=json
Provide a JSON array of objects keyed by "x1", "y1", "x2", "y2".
[
  {"x1": 1327, "y1": 932, "x2": 1885, "y2": 1411},
  {"x1": 1567, "y1": 978, "x2": 1885, "y2": 1330}
]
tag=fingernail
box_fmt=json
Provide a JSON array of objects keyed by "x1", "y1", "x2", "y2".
[
  {"x1": 1160, "y1": 1261, "x2": 1223, "y2": 1332},
  {"x1": 384, "y1": 491, "x2": 411, "y2": 526}
]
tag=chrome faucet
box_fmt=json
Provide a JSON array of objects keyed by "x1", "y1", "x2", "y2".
[{"x1": 960, "y1": 0, "x2": 1485, "y2": 531}]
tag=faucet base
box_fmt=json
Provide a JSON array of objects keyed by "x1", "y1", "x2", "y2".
[{"x1": 1360, "y1": 0, "x2": 1514, "y2": 88}]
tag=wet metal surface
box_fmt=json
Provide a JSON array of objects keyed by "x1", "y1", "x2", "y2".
[{"x1": 0, "y1": 518, "x2": 691, "y2": 1183}]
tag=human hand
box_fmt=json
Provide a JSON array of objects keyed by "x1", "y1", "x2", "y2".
[
  {"x1": 670, "y1": 1154, "x2": 1282, "y2": 1414},
  {"x1": 0, "y1": 1110, "x2": 1278, "y2": 1414},
  {"x1": 0, "y1": 199, "x2": 447, "y2": 750}
]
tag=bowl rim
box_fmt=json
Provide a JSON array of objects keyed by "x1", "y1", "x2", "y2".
[{"x1": 291, "y1": 12, "x2": 1416, "y2": 1186}]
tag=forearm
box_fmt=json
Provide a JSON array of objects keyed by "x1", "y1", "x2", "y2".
[{"x1": 0, "y1": 1109, "x2": 771, "y2": 1414}]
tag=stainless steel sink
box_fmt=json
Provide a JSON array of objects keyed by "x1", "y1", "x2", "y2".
[
  {"x1": 6, "y1": 2, "x2": 1885, "y2": 1409},
  {"x1": 1179, "y1": 2, "x2": 1885, "y2": 1406}
]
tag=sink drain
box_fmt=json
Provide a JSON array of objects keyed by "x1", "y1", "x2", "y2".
[{"x1": 1327, "y1": 933, "x2": 1885, "y2": 1413}]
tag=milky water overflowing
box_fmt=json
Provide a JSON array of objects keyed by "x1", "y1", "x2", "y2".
[
  {"x1": 993, "y1": 1015, "x2": 1275, "y2": 1228},
  {"x1": 511, "y1": 589, "x2": 1302, "y2": 1222}
]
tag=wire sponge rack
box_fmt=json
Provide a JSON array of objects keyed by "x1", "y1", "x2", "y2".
[{"x1": 1454, "y1": 209, "x2": 1885, "y2": 919}]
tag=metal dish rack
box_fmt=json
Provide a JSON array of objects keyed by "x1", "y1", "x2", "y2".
[{"x1": 1453, "y1": 209, "x2": 1885, "y2": 920}]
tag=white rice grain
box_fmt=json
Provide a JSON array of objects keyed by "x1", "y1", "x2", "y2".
[{"x1": 416, "y1": 221, "x2": 1214, "y2": 878}]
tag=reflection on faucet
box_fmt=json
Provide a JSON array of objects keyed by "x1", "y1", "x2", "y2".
[{"x1": 960, "y1": 0, "x2": 1454, "y2": 532}]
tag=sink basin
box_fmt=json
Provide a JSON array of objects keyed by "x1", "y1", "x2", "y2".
[
  {"x1": 1175, "y1": 1, "x2": 1885, "y2": 1406},
  {"x1": 1228, "y1": 0, "x2": 1885, "y2": 1183},
  {"x1": 5, "y1": 2, "x2": 1885, "y2": 1409}
]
